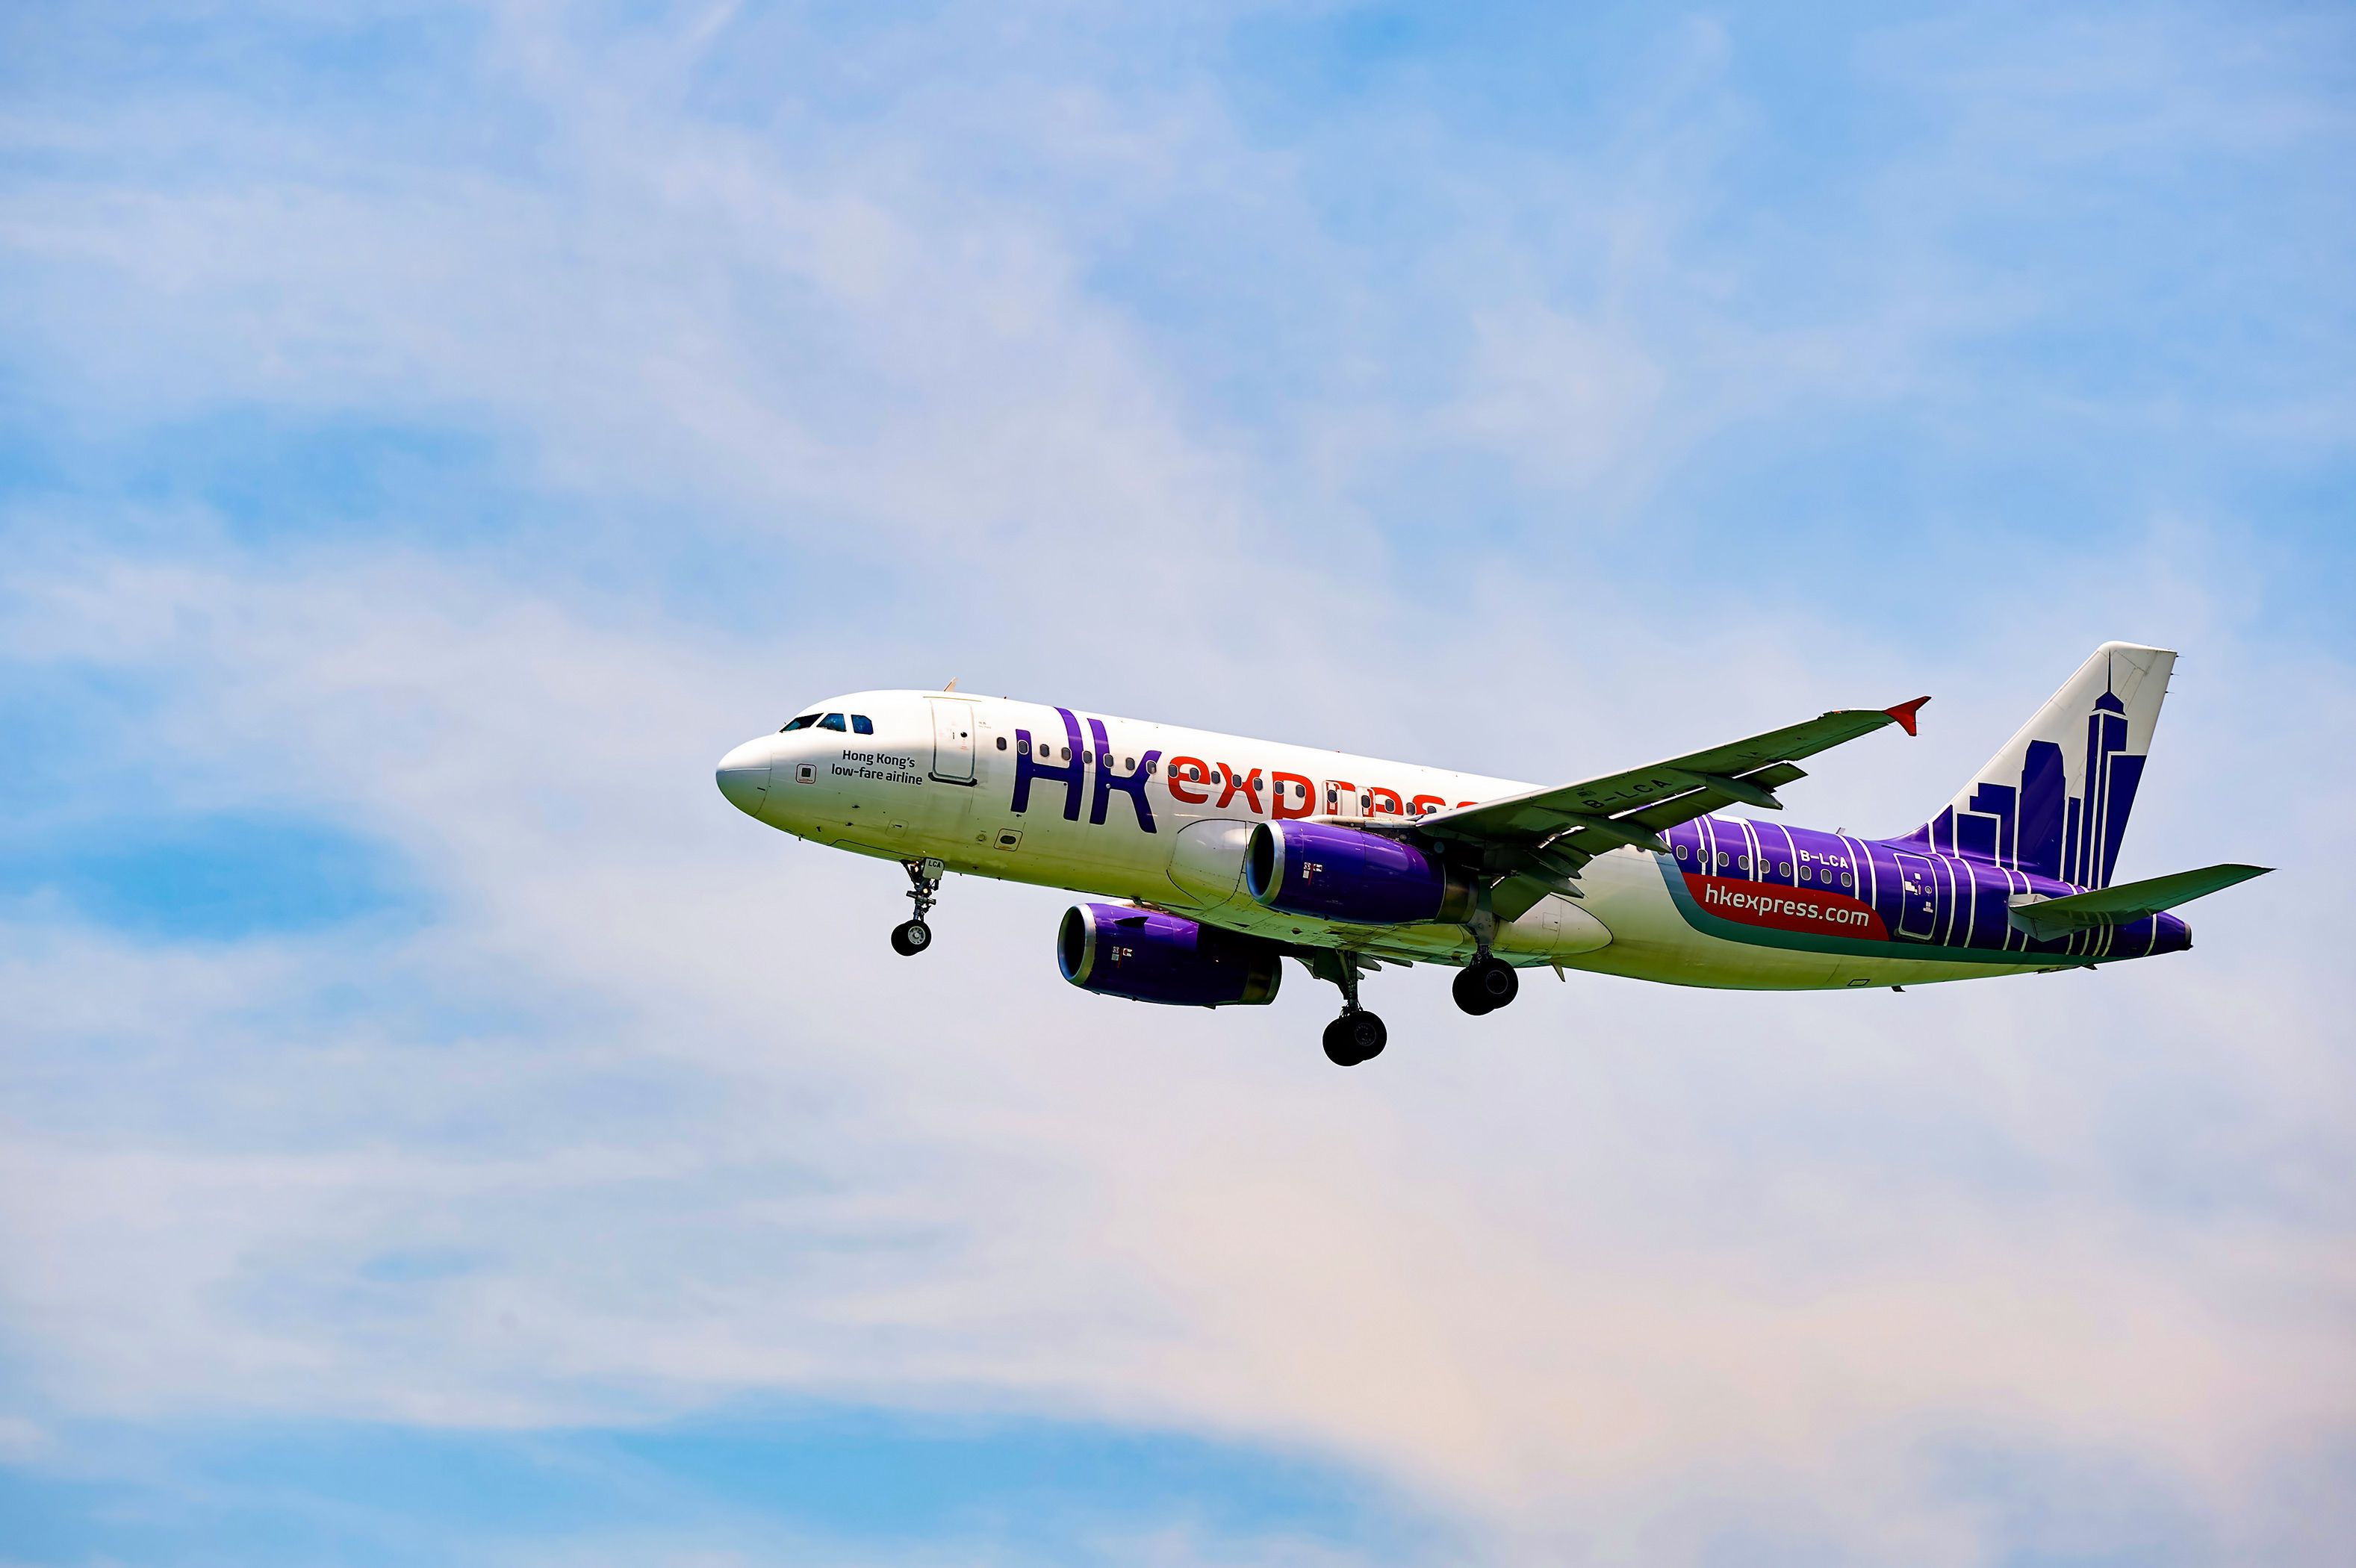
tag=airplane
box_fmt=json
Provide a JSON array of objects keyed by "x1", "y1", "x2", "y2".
[{"x1": 715, "y1": 643, "x2": 2268, "y2": 1066}]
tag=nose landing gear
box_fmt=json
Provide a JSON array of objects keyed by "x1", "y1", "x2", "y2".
[{"x1": 892, "y1": 859, "x2": 945, "y2": 956}]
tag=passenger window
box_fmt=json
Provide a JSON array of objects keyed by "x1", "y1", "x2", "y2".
[
  {"x1": 851, "y1": 715, "x2": 874, "y2": 735},
  {"x1": 1676, "y1": 844, "x2": 1688, "y2": 860},
  {"x1": 1841, "y1": 873, "x2": 1854, "y2": 888},
  {"x1": 1779, "y1": 861, "x2": 1791, "y2": 876},
  {"x1": 995, "y1": 736, "x2": 1007, "y2": 750},
  {"x1": 818, "y1": 714, "x2": 846, "y2": 732},
  {"x1": 781, "y1": 715, "x2": 819, "y2": 732}
]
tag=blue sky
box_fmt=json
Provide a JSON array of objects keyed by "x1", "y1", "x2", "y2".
[{"x1": 2, "y1": 3, "x2": 2352, "y2": 1564}]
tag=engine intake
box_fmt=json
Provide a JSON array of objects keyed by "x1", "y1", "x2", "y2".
[
  {"x1": 1058, "y1": 903, "x2": 1283, "y2": 1007},
  {"x1": 1244, "y1": 820, "x2": 1475, "y2": 925}
]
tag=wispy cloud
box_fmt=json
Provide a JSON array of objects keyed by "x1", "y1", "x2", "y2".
[
  {"x1": 3, "y1": 2, "x2": 2353, "y2": 1564},
  {"x1": 4, "y1": 533, "x2": 2349, "y2": 1561}
]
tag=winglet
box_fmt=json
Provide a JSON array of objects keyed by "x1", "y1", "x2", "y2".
[{"x1": 1884, "y1": 696, "x2": 1930, "y2": 736}]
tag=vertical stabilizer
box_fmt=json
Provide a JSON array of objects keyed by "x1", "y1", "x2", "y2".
[{"x1": 1903, "y1": 643, "x2": 2175, "y2": 888}]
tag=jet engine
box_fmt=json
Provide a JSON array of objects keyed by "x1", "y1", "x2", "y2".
[
  {"x1": 1057, "y1": 903, "x2": 1284, "y2": 1007},
  {"x1": 1244, "y1": 820, "x2": 1476, "y2": 925}
]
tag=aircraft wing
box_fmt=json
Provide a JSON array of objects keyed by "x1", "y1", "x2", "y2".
[{"x1": 1402, "y1": 697, "x2": 1929, "y2": 921}]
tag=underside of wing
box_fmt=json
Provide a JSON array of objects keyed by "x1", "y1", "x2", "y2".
[{"x1": 1405, "y1": 697, "x2": 1929, "y2": 920}]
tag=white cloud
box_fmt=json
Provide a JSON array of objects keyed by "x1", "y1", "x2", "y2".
[
  {"x1": 2, "y1": 538, "x2": 2349, "y2": 1564},
  {"x1": 3, "y1": 3, "x2": 2353, "y2": 1561}
]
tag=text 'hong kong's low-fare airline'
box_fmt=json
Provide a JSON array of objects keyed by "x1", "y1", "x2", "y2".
[{"x1": 715, "y1": 643, "x2": 2268, "y2": 1065}]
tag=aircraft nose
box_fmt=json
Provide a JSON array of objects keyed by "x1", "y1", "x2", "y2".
[{"x1": 715, "y1": 737, "x2": 774, "y2": 816}]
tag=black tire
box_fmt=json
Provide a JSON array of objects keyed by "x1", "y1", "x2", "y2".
[
  {"x1": 1319, "y1": 1012, "x2": 1385, "y2": 1064},
  {"x1": 1322, "y1": 1016, "x2": 1355, "y2": 1065},
  {"x1": 890, "y1": 919, "x2": 932, "y2": 956},
  {"x1": 1323, "y1": 1011, "x2": 1387, "y2": 1066},
  {"x1": 1456, "y1": 958, "x2": 1518, "y2": 1013}
]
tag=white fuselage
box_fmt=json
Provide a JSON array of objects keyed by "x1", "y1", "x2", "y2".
[{"x1": 718, "y1": 689, "x2": 2045, "y2": 990}]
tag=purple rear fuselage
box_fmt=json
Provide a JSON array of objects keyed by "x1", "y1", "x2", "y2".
[{"x1": 1658, "y1": 815, "x2": 2189, "y2": 964}]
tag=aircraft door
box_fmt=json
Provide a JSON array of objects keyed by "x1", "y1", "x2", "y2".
[
  {"x1": 1322, "y1": 780, "x2": 1364, "y2": 820},
  {"x1": 1892, "y1": 852, "x2": 1938, "y2": 940},
  {"x1": 928, "y1": 699, "x2": 977, "y2": 785}
]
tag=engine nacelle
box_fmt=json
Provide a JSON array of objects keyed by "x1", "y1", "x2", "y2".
[
  {"x1": 1057, "y1": 903, "x2": 1284, "y2": 1007},
  {"x1": 1244, "y1": 820, "x2": 1476, "y2": 925}
]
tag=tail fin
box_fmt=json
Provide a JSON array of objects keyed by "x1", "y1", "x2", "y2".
[{"x1": 1904, "y1": 642, "x2": 2175, "y2": 888}]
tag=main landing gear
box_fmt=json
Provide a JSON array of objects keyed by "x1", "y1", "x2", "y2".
[
  {"x1": 1449, "y1": 903, "x2": 1519, "y2": 1015},
  {"x1": 1323, "y1": 1012, "x2": 1387, "y2": 1067},
  {"x1": 1452, "y1": 956, "x2": 1519, "y2": 1015},
  {"x1": 1302, "y1": 945, "x2": 1520, "y2": 1065},
  {"x1": 1315, "y1": 953, "x2": 1386, "y2": 1067},
  {"x1": 891, "y1": 858, "x2": 944, "y2": 956}
]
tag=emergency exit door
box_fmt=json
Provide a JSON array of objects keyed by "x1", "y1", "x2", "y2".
[
  {"x1": 928, "y1": 699, "x2": 977, "y2": 785},
  {"x1": 1892, "y1": 852, "x2": 1939, "y2": 940}
]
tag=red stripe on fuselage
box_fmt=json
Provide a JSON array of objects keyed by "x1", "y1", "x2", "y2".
[{"x1": 1685, "y1": 874, "x2": 1891, "y2": 941}]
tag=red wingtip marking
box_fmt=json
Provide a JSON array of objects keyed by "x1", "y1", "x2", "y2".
[{"x1": 1885, "y1": 696, "x2": 1930, "y2": 736}]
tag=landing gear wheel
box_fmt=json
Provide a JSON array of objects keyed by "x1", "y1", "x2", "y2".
[
  {"x1": 1453, "y1": 958, "x2": 1518, "y2": 1015},
  {"x1": 895, "y1": 858, "x2": 944, "y2": 956},
  {"x1": 1322, "y1": 1011, "x2": 1387, "y2": 1066}
]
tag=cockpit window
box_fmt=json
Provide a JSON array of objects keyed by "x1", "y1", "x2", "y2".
[
  {"x1": 851, "y1": 715, "x2": 874, "y2": 735},
  {"x1": 781, "y1": 714, "x2": 820, "y2": 732},
  {"x1": 818, "y1": 713, "x2": 848, "y2": 732}
]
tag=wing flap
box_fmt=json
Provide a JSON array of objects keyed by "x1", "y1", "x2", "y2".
[
  {"x1": 1362, "y1": 700, "x2": 1920, "y2": 925},
  {"x1": 1491, "y1": 871, "x2": 1578, "y2": 923},
  {"x1": 1420, "y1": 702, "x2": 1911, "y2": 850},
  {"x1": 1620, "y1": 762, "x2": 1810, "y2": 830}
]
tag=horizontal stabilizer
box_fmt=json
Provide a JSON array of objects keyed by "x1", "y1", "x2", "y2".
[{"x1": 2007, "y1": 862, "x2": 2270, "y2": 941}]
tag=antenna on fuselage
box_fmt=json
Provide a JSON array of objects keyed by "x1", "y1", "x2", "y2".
[{"x1": 943, "y1": 676, "x2": 958, "y2": 691}]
